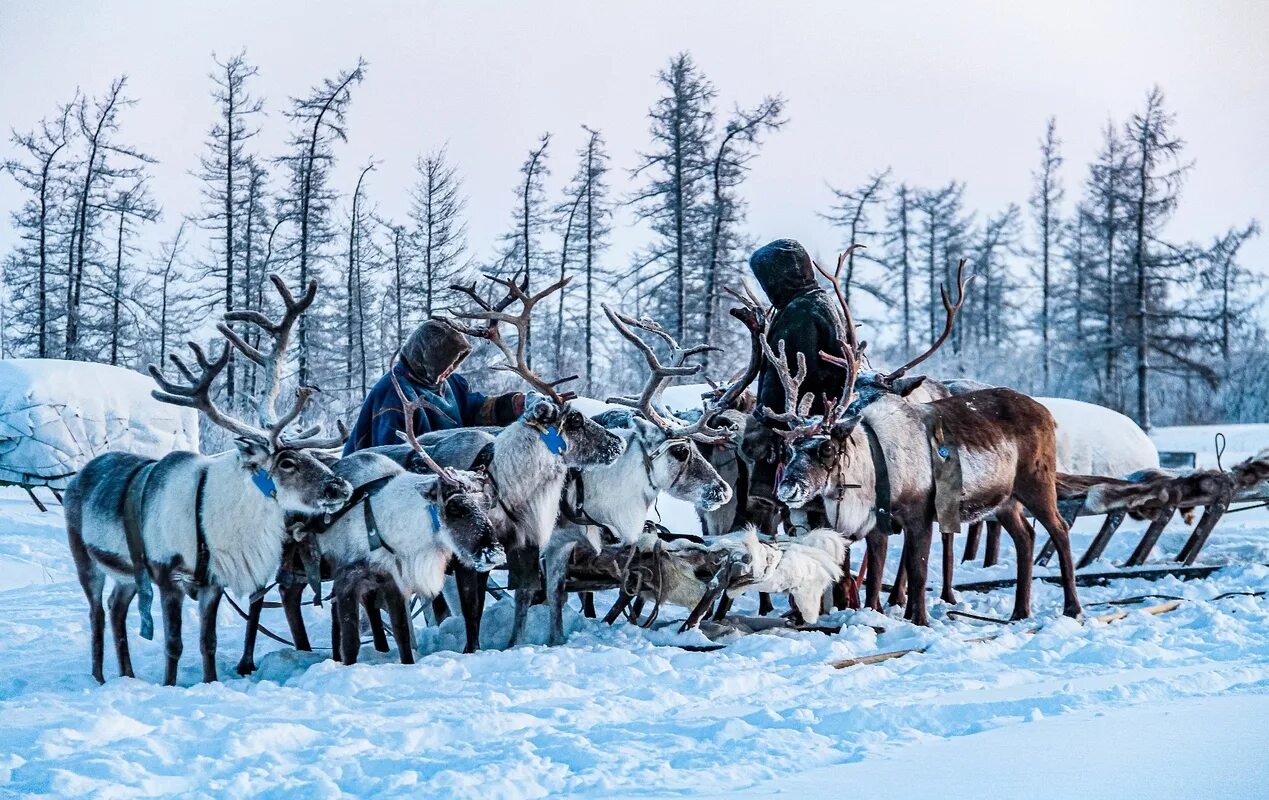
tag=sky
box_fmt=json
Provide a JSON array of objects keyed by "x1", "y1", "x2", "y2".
[{"x1": 1, "y1": 1, "x2": 1266, "y2": 301}]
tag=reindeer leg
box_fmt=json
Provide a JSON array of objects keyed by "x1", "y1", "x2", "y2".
[
  {"x1": 108, "y1": 582, "x2": 137, "y2": 679},
  {"x1": 455, "y1": 563, "x2": 486, "y2": 654},
  {"x1": 158, "y1": 573, "x2": 184, "y2": 686},
  {"x1": 364, "y1": 589, "x2": 390, "y2": 653},
  {"x1": 70, "y1": 531, "x2": 106, "y2": 684},
  {"x1": 432, "y1": 594, "x2": 451, "y2": 623},
  {"x1": 544, "y1": 538, "x2": 580, "y2": 647},
  {"x1": 963, "y1": 521, "x2": 982, "y2": 562},
  {"x1": 330, "y1": 597, "x2": 342, "y2": 662},
  {"x1": 888, "y1": 535, "x2": 910, "y2": 608},
  {"x1": 757, "y1": 593, "x2": 774, "y2": 616},
  {"x1": 236, "y1": 595, "x2": 263, "y2": 676},
  {"x1": 580, "y1": 592, "x2": 597, "y2": 619},
  {"x1": 983, "y1": 521, "x2": 1002, "y2": 567},
  {"x1": 940, "y1": 528, "x2": 957, "y2": 605},
  {"x1": 1022, "y1": 489, "x2": 1083, "y2": 619},
  {"x1": 997, "y1": 505, "x2": 1035, "y2": 621},
  {"x1": 380, "y1": 580, "x2": 415, "y2": 665},
  {"x1": 281, "y1": 582, "x2": 311, "y2": 652},
  {"x1": 901, "y1": 521, "x2": 933, "y2": 626},
  {"x1": 198, "y1": 585, "x2": 223, "y2": 683},
  {"x1": 864, "y1": 531, "x2": 887, "y2": 612},
  {"x1": 337, "y1": 581, "x2": 362, "y2": 666}
]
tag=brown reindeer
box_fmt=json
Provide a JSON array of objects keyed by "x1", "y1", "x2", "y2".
[{"x1": 771, "y1": 257, "x2": 1082, "y2": 625}]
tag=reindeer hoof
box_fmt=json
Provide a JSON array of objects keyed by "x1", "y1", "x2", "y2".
[{"x1": 235, "y1": 660, "x2": 256, "y2": 676}]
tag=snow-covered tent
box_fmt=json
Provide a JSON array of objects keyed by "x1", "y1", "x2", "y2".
[{"x1": 0, "y1": 359, "x2": 198, "y2": 490}]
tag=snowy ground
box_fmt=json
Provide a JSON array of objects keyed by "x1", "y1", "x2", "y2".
[{"x1": 2, "y1": 426, "x2": 1269, "y2": 798}]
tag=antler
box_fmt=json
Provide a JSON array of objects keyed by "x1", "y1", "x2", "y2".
[
  {"x1": 217, "y1": 273, "x2": 343, "y2": 449},
  {"x1": 710, "y1": 282, "x2": 768, "y2": 413},
  {"x1": 388, "y1": 364, "x2": 462, "y2": 486},
  {"x1": 603, "y1": 305, "x2": 731, "y2": 444},
  {"x1": 884, "y1": 257, "x2": 973, "y2": 383},
  {"x1": 449, "y1": 272, "x2": 579, "y2": 403},
  {"x1": 812, "y1": 246, "x2": 866, "y2": 421},
  {"x1": 148, "y1": 341, "x2": 270, "y2": 442}
]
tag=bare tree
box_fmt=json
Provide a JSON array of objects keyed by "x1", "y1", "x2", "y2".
[
  {"x1": 196, "y1": 51, "x2": 264, "y2": 401},
  {"x1": 822, "y1": 168, "x2": 891, "y2": 304},
  {"x1": 276, "y1": 58, "x2": 366, "y2": 386},
  {"x1": 3, "y1": 98, "x2": 76, "y2": 357},
  {"x1": 1030, "y1": 117, "x2": 1064, "y2": 391},
  {"x1": 408, "y1": 146, "x2": 469, "y2": 320}
]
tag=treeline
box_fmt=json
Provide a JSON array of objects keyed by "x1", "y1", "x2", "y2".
[{"x1": 1, "y1": 51, "x2": 1260, "y2": 430}]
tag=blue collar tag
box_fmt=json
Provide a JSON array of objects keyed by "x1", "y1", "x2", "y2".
[
  {"x1": 540, "y1": 425, "x2": 568, "y2": 456},
  {"x1": 428, "y1": 503, "x2": 442, "y2": 532},
  {"x1": 251, "y1": 467, "x2": 277, "y2": 499},
  {"x1": 937, "y1": 445, "x2": 950, "y2": 459}
]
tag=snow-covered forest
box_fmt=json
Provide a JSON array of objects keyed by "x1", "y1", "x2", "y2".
[{"x1": 1, "y1": 51, "x2": 1260, "y2": 431}]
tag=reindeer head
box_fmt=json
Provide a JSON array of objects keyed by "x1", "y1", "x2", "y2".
[
  {"x1": 594, "y1": 409, "x2": 733, "y2": 512},
  {"x1": 447, "y1": 271, "x2": 625, "y2": 469},
  {"x1": 149, "y1": 275, "x2": 353, "y2": 517},
  {"x1": 427, "y1": 470, "x2": 503, "y2": 571}
]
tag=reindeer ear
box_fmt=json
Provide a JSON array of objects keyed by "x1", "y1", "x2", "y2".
[
  {"x1": 526, "y1": 396, "x2": 560, "y2": 426},
  {"x1": 234, "y1": 436, "x2": 271, "y2": 468},
  {"x1": 829, "y1": 418, "x2": 859, "y2": 442},
  {"x1": 892, "y1": 375, "x2": 928, "y2": 397},
  {"x1": 416, "y1": 476, "x2": 442, "y2": 504}
]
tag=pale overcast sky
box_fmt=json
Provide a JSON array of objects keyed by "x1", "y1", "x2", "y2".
[{"x1": 2, "y1": 1, "x2": 1266, "y2": 287}]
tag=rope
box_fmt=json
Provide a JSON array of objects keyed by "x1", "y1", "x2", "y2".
[{"x1": 1215, "y1": 432, "x2": 1227, "y2": 471}]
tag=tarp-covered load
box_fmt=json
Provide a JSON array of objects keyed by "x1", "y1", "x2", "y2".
[{"x1": 0, "y1": 359, "x2": 198, "y2": 489}]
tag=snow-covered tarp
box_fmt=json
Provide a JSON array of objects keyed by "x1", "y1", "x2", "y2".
[{"x1": 0, "y1": 359, "x2": 198, "y2": 489}]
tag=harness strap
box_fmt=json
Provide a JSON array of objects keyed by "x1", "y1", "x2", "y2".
[
  {"x1": 862, "y1": 420, "x2": 899, "y2": 535},
  {"x1": 364, "y1": 493, "x2": 395, "y2": 554},
  {"x1": 119, "y1": 460, "x2": 157, "y2": 640},
  {"x1": 929, "y1": 414, "x2": 964, "y2": 535},
  {"x1": 194, "y1": 468, "x2": 211, "y2": 587}
]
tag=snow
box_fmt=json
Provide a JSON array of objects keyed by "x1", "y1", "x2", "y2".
[
  {"x1": 1, "y1": 418, "x2": 1268, "y2": 797},
  {"x1": 0, "y1": 359, "x2": 198, "y2": 489}
]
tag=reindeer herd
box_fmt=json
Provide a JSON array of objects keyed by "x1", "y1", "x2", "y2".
[{"x1": 64, "y1": 250, "x2": 1090, "y2": 686}]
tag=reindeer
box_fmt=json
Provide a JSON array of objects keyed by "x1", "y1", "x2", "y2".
[
  {"x1": 428, "y1": 272, "x2": 626, "y2": 651},
  {"x1": 771, "y1": 256, "x2": 1083, "y2": 625},
  {"x1": 64, "y1": 276, "x2": 352, "y2": 685},
  {"x1": 540, "y1": 305, "x2": 744, "y2": 644},
  {"x1": 308, "y1": 369, "x2": 502, "y2": 665}
]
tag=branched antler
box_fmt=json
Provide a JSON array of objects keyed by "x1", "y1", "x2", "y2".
[
  {"x1": 448, "y1": 272, "x2": 579, "y2": 403},
  {"x1": 603, "y1": 305, "x2": 732, "y2": 444},
  {"x1": 812, "y1": 246, "x2": 866, "y2": 422},
  {"x1": 149, "y1": 342, "x2": 271, "y2": 442},
  {"x1": 388, "y1": 365, "x2": 462, "y2": 486},
  {"x1": 883, "y1": 257, "x2": 974, "y2": 383},
  {"x1": 214, "y1": 273, "x2": 345, "y2": 449}
]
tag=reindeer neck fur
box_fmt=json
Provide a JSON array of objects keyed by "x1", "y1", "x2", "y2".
[
  {"x1": 369, "y1": 474, "x2": 452, "y2": 597},
  {"x1": 490, "y1": 420, "x2": 568, "y2": 548},
  {"x1": 824, "y1": 397, "x2": 930, "y2": 538},
  {"x1": 572, "y1": 425, "x2": 660, "y2": 545},
  {"x1": 143, "y1": 450, "x2": 288, "y2": 597}
]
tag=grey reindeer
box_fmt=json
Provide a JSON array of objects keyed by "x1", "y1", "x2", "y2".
[
  {"x1": 314, "y1": 370, "x2": 503, "y2": 665},
  {"x1": 64, "y1": 276, "x2": 352, "y2": 685},
  {"x1": 542, "y1": 304, "x2": 747, "y2": 645},
  {"x1": 415, "y1": 272, "x2": 625, "y2": 651}
]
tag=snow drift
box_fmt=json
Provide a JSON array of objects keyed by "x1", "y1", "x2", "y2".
[{"x1": 0, "y1": 359, "x2": 198, "y2": 489}]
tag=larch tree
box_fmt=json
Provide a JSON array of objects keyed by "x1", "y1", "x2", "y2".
[
  {"x1": 2, "y1": 98, "x2": 76, "y2": 357},
  {"x1": 822, "y1": 167, "x2": 891, "y2": 305},
  {"x1": 629, "y1": 52, "x2": 715, "y2": 341},
  {"x1": 499, "y1": 133, "x2": 551, "y2": 367},
  {"x1": 1030, "y1": 117, "x2": 1064, "y2": 391},
  {"x1": 408, "y1": 146, "x2": 469, "y2": 321},
  {"x1": 701, "y1": 96, "x2": 786, "y2": 369},
  {"x1": 275, "y1": 58, "x2": 365, "y2": 387},
  {"x1": 196, "y1": 51, "x2": 264, "y2": 402},
  {"x1": 883, "y1": 183, "x2": 917, "y2": 354},
  {"x1": 64, "y1": 78, "x2": 154, "y2": 361}
]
